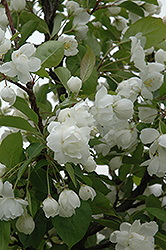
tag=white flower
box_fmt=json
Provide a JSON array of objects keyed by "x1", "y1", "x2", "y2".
[
  {"x1": 138, "y1": 106, "x2": 158, "y2": 123},
  {"x1": 0, "y1": 8, "x2": 8, "y2": 30},
  {"x1": 112, "y1": 16, "x2": 128, "y2": 31},
  {"x1": 10, "y1": 0, "x2": 26, "y2": 12},
  {"x1": 58, "y1": 35, "x2": 78, "y2": 56},
  {"x1": 116, "y1": 77, "x2": 142, "y2": 102},
  {"x1": 115, "y1": 126, "x2": 138, "y2": 150},
  {"x1": 16, "y1": 209, "x2": 35, "y2": 235},
  {"x1": 155, "y1": 49, "x2": 166, "y2": 64},
  {"x1": 1, "y1": 86, "x2": 16, "y2": 105},
  {"x1": 108, "y1": 6, "x2": 121, "y2": 15},
  {"x1": 144, "y1": 3, "x2": 161, "y2": 15},
  {"x1": 83, "y1": 156, "x2": 97, "y2": 172},
  {"x1": 67, "y1": 76, "x2": 82, "y2": 93},
  {"x1": 112, "y1": 98, "x2": 134, "y2": 120},
  {"x1": 109, "y1": 156, "x2": 122, "y2": 171},
  {"x1": 58, "y1": 101, "x2": 94, "y2": 128},
  {"x1": 74, "y1": 24, "x2": 89, "y2": 40},
  {"x1": 140, "y1": 62, "x2": 164, "y2": 92},
  {"x1": 0, "y1": 163, "x2": 7, "y2": 177},
  {"x1": 79, "y1": 185, "x2": 96, "y2": 201},
  {"x1": 47, "y1": 119, "x2": 90, "y2": 165},
  {"x1": 0, "y1": 43, "x2": 41, "y2": 84},
  {"x1": 0, "y1": 27, "x2": 11, "y2": 55},
  {"x1": 42, "y1": 196, "x2": 59, "y2": 218},
  {"x1": 91, "y1": 86, "x2": 114, "y2": 127},
  {"x1": 0, "y1": 181, "x2": 28, "y2": 221},
  {"x1": 130, "y1": 34, "x2": 146, "y2": 71},
  {"x1": 73, "y1": 7, "x2": 90, "y2": 27},
  {"x1": 110, "y1": 220, "x2": 158, "y2": 250},
  {"x1": 58, "y1": 189, "x2": 80, "y2": 217},
  {"x1": 66, "y1": 1, "x2": 80, "y2": 15}
]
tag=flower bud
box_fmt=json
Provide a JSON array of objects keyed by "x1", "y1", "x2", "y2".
[
  {"x1": 58, "y1": 189, "x2": 80, "y2": 217},
  {"x1": 0, "y1": 163, "x2": 7, "y2": 177},
  {"x1": 16, "y1": 213, "x2": 35, "y2": 235},
  {"x1": 1, "y1": 86, "x2": 16, "y2": 105},
  {"x1": 67, "y1": 76, "x2": 82, "y2": 93},
  {"x1": 109, "y1": 156, "x2": 122, "y2": 171},
  {"x1": 42, "y1": 196, "x2": 59, "y2": 218},
  {"x1": 79, "y1": 185, "x2": 96, "y2": 201},
  {"x1": 10, "y1": 0, "x2": 26, "y2": 12},
  {"x1": 83, "y1": 156, "x2": 97, "y2": 172}
]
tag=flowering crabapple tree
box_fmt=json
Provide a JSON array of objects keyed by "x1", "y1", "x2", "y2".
[{"x1": 0, "y1": 0, "x2": 166, "y2": 249}]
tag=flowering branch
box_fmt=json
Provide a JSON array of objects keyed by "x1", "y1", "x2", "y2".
[{"x1": 1, "y1": 0, "x2": 19, "y2": 49}]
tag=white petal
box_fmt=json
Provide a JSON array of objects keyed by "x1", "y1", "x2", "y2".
[
  {"x1": 0, "y1": 62, "x2": 17, "y2": 77},
  {"x1": 158, "y1": 134, "x2": 166, "y2": 148},
  {"x1": 140, "y1": 128, "x2": 159, "y2": 144},
  {"x1": 28, "y1": 57, "x2": 41, "y2": 72}
]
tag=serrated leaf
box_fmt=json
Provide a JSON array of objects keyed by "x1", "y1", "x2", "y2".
[
  {"x1": 123, "y1": 17, "x2": 166, "y2": 49},
  {"x1": 80, "y1": 45, "x2": 95, "y2": 82},
  {"x1": 13, "y1": 96, "x2": 38, "y2": 125},
  {"x1": 0, "y1": 221, "x2": 10, "y2": 250},
  {"x1": 0, "y1": 132, "x2": 23, "y2": 168},
  {"x1": 0, "y1": 116, "x2": 35, "y2": 132},
  {"x1": 36, "y1": 41, "x2": 64, "y2": 68},
  {"x1": 52, "y1": 202, "x2": 92, "y2": 249}
]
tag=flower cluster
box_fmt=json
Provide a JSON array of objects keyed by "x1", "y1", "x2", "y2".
[
  {"x1": 110, "y1": 220, "x2": 158, "y2": 250},
  {"x1": 42, "y1": 185, "x2": 96, "y2": 218}
]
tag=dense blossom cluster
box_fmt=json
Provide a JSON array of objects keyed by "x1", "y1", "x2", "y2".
[{"x1": 0, "y1": 0, "x2": 166, "y2": 249}]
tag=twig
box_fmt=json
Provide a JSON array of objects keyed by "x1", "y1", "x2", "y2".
[{"x1": 90, "y1": 0, "x2": 102, "y2": 14}]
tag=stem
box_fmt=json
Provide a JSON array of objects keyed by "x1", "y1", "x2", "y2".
[
  {"x1": 90, "y1": 0, "x2": 102, "y2": 14},
  {"x1": 1, "y1": 0, "x2": 19, "y2": 49},
  {"x1": 47, "y1": 166, "x2": 51, "y2": 195}
]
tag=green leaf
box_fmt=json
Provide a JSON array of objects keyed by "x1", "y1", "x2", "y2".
[
  {"x1": 160, "y1": 120, "x2": 166, "y2": 134},
  {"x1": 36, "y1": 41, "x2": 64, "y2": 68},
  {"x1": 80, "y1": 45, "x2": 95, "y2": 82},
  {"x1": 88, "y1": 172, "x2": 110, "y2": 195},
  {"x1": 146, "y1": 207, "x2": 166, "y2": 221},
  {"x1": 52, "y1": 202, "x2": 92, "y2": 249},
  {"x1": 17, "y1": 143, "x2": 45, "y2": 180},
  {"x1": 0, "y1": 221, "x2": 10, "y2": 250},
  {"x1": 26, "y1": 142, "x2": 45, "y2": 159},
  {"x1": 146, "y1": 194, "x2": 161, "y2": 208},
  {"x1": 50, "y1": 244, "x2": 68, "y2": 250},
  {"x1": 13, "y1": 96, "x2": 38, "y2": 125},
  {"x1": 0, "y1": 132, "x2": 23, "y2": 168},
  {"x1": 90, "y1": 191, "x2": 110, "y2": 214},
  {"x1": 82, "y1": 68, "x2": 98, "y2": 95},
  {"x1": 120, "y1": 1, "x2": 144, "y2": 17},
  {"x1": 0, "y1": 116, "x2": 35, "y2": 132},
  {"x1": 20, "y1": 11, "x2": 49, "y2": 34},
  {"x1": 155, "y1": 232, "x2": 166, "y2": 250},
  {"x1": 84, "y1": 32, "x2": 101, "y2": 57},
  {"x1": 65, "y1": 164, "x2": 77, "y2": 188},
  {"x1": 123, "y1": 17, "x2": 166, "y2": 49},
  {"x1": 51, "y1": 13, "x2": 65, "y2": 37},
  {"x1": 19, "y1": 19, "x2": 39, "y2": 45},
  {"x1": 93, "y1": 218, "x2": 120, "y2": 230},
  {"x1": 144, "y1": 0, "x2": 158, "y2": 4},
  {"x1": 30, "y1": 169, "x2": 48, "y2": 193},
  {"x1": 54, "y1": 67, "x2": 71, "y2": 92}
]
